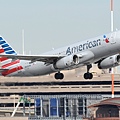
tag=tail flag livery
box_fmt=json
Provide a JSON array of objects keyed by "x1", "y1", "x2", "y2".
[
  {"x1": 0, "y1": 36, "x2": 23, "y2": 76},
  {"x1": 0, "y1": 37, "x2": 17, "y2": 55}
]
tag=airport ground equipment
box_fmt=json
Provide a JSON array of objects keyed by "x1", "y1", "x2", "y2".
[{"x1": 11, "y1": 96, "x2": 31, "y2": 117}]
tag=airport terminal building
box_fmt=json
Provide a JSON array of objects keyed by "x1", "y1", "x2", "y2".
[{"x1": 0, "y1": 70, "x2": 120, "y2": 120}]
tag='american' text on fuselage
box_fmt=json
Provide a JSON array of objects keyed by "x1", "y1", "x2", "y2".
[{"x1": 66, "y1": 39, "x2": 101, "y2": 55}]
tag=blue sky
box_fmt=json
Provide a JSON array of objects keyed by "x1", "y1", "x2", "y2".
[{"x1": 0, "y1": 0, "x2": 120, "y2": 54}]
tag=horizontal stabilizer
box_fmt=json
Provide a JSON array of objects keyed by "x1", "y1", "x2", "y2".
[{"x1": 0, "y1": 68, "x2": 9, "y2": 72}]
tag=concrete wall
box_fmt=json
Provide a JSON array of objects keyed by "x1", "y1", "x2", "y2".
[{"x1": 0, "y1": 117, "x2": 28, "y2": 120}]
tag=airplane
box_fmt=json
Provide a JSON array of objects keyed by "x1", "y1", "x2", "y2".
[{"x1": 0, "y1": 30, "x2": 120, "y2": 80}]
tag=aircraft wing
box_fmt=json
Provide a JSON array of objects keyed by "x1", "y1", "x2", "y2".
[{"x1": 0, "y1": 54, "x2": 66, "y2": 64}]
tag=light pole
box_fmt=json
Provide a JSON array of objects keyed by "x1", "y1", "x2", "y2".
[{"x1": 110, "y1": 0, "x2": 114, "y2": 98}]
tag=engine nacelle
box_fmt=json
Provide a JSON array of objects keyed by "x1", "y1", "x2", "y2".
[
  {"x1": 98, "y1": 54, "x2": 120, "y2": 69},
  {"x1": 54, "y1": 54, "x2": 79, "y2": 69},
  {"x1": 54, "y1": 51, "x2": 94, "y2": 69}
]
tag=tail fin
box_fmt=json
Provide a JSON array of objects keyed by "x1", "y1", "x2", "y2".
[
  {"x1": 0, "y1": 36, "x2": 23, "y2": 76},
  {"x1": 0, "y1": 36, "x2": 18, "y2": 69},
  {"x1": 0, "y1": 36, "x2": 17, "y2": 55}
]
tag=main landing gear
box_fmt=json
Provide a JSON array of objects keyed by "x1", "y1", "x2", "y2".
[
  {"x1": 54, "y1": 72, "x2": 64, "y2": 80},
  {"x1": 54, "y1": 64, "x2": 93, "y2": 80},
  {"x1": 84, "y1": 64, "x2": 93, "y2": 79}
]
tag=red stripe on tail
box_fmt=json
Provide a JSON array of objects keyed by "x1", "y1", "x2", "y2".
[
  {"x1": 0, "y1": 48, "x2": 8, "y2": 62},
  {"x1": 2, "y1": 66, "x2": 23, "y2": 76},
  {"x1": 2, "y1": 59, "x2": 20, "y2": 68},
  {"x1": 0, "y1": 57, "x2": 8, "y2": 62},
  {"x1": 0, "y1": 49, "x2": 4, "y2": 53}
]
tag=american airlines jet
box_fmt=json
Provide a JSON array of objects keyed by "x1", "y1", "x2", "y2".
[{"x1": 0, "y1": 31, "x2": 120, "y2": 80}]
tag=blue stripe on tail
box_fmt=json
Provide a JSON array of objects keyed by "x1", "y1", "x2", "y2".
[
  {"x1": 2, "y1": 44, "x2": 9, "y2": 48},
  {"x1": 0, "y1": 36, "x2": 17, "y2": 55},
  {"x1": 0, "y1": 37, "x2": 3, "y2": 40}
]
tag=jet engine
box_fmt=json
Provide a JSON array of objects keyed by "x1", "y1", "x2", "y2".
[
  {"x1": 53, "y1": 54, "x2": 79, "y2": 69},
  {"x1": 98, "y1": 54, "x2": 120, "y2": 69},
  {"x1": 54, "y1": 51, "x2": 94, "y2": 69}
]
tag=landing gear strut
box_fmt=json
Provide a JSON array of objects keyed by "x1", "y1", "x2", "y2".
[
  {"x1": 54, "y1": 72, "x2": 64, "y2": 80},
  {"x1": 84, "y1": 64, "x2": 93, "y2": 79}
]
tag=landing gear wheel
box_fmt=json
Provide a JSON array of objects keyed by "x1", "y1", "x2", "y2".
[
  {"x1": 54, "y1": 72, "x2": 64, "y2": 80},
  {"x1": 84, "y1": 73, "x2": 89, "y2": 79},
  {"x1": 84, "y1": 72, "x2": 93, "y2": 79},
  {"x1": 89, "y1": 73, "x2": 93, "y2": 79},
  {"x1": 84, "y1": 64, "x2": 93, "y2": 79}
]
